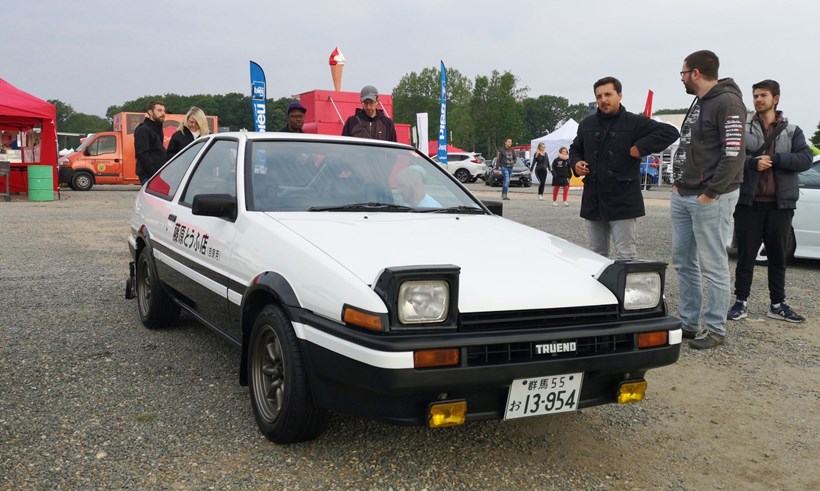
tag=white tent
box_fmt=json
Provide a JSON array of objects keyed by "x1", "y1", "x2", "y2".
[{"x1": 529, "y1": 118, "x2": 579, "y2": 185}]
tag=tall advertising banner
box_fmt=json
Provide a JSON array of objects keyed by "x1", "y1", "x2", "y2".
[
  {"x1": 416, "y1": 113, "x2": 429, "y2": 155},
  {"x1": 437, "y1": 61, "x2": 447, "y2": 165},
  {"x1": 250, "y1": 61, "x2": 267, "y2": 132}
]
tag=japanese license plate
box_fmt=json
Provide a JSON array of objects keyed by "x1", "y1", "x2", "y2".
[{"x1": 504, "y1": 372, "x2": 583, "y2": 420}]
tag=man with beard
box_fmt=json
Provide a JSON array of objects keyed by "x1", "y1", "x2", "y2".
[
  {"x1": 673, "y1": 50, "x2": 746, "y2": 349},
  {"x1": 279, "y1": 102, "x2": 307, "y2": 133},
  {"x1": 134, "y1": 100, "x2": 168, "y2": 184},
  {"x1": 727, "y1": 80, "x2": 812, "y2": 324},
  {"x1": 569, "y1": 76, "x2": 679, "y2": 259},
  {"x1": 341, "y1": 85, "x2": 397, "y2": 142}
]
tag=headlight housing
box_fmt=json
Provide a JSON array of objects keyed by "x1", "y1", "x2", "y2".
[
  {"x1": 398, "y1": 280, "x2": 449, "y2": 324},
  {"x1": 624, "y1": 272, "x2": 661, "y2": 310},
  {"x1": 373, "y1": 265, "x2": 460, "y2": 332},
  {"x1": 598, "y1": 260, "x2": 666, "y2": 315}
]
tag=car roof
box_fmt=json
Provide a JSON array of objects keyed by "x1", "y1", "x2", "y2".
[{"x1": 213, "y1": 131, "x2": 413, "y2": 150}]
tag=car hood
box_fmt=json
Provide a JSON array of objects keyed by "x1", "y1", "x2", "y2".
[{"x1": 266, "y1": 213, "x2": 616, "y2": 313}]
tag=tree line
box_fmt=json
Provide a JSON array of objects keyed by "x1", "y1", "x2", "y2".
[{"x1": 49, "y1": 66, "x2": 820, "y2": 154}]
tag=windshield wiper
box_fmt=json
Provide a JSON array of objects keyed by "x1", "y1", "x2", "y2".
[
  {"x1": 308, "y1": 202, "x2": 415, "y2": 212},
  {"x1": 420, "y1": 206, "x2": 486, "y2": 214}
]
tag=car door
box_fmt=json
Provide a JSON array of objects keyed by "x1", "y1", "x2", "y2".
[
  {"x1": 793, "y1": 161, "x2": 820, "y2": 259},
  {"x1": 164, "y1": 138, "x2": 239, "y2": 338}
]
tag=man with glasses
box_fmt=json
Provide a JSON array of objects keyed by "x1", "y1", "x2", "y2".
[
  {"x1": 672, "y1": 50, "x2": 746, "y2": 349},
  {"x1": 341, "y1": 85, "x2": 397, "y2": 142},
  {"x1": 279, "y1": 102, "x2": 307, "y2": 133}
]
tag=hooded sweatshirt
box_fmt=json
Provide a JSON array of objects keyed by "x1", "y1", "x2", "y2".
[
  {"x1": 674, "y1": 78, "x2": 747, "y2": 199},
  {"x1": 341, "y1": 108, "x2": 397, "y2": 142}
]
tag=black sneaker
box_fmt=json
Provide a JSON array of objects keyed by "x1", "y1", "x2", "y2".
[
  {"x1": 767, "y1": 303, "x2": 805, "y2": 324},
  {"x1": 688, "y1": 330, "x2": 725, "y2": 349},
  {"x1": 727, "y1": 300, "x2": 747, "y2": 321},
  {"x1": 682, "y1": 328, "x2": 699, "y2": 339}
]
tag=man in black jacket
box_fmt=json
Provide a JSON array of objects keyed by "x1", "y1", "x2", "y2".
[
  {"x1": 341, "y1": 86, "x2": 397, "y2": 142},
  {"x1": 727, "y1": 79, "x2": 812, "y2": 324},
  {"x1": 279, "y1": 102, "x2": 307, "y2": 133},
  {"x1": 569, "y1": 77, "x2": 679, "y2": 260},
  {"x1": 134, "y1": 100, "x2": 167, "y2": 184}
]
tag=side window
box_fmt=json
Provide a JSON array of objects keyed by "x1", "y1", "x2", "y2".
[
  {"x1": 146, "y1": 140, "x2": 206, "y2": 200},
  {"x1": 89, "y1": 136, "x2": 116, "y2": 156},
  {"x1": 799, "y1": 161, "x2": 820, "y2": 188},
  {"x1": 181, "y1": 139, "x2": 238, "y2": 205}
]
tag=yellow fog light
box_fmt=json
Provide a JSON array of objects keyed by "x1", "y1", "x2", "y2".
[
  {"x1": 617, "y1": 380, "x2": 647, "y2": 404},
  {"x1": 428, "y1": 400, "x2": 467, "y2": 428}
]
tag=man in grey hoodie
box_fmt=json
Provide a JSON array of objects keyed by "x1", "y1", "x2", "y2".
[{"x1": 672, "y1": 50, "x2": 746, "y2": 350}]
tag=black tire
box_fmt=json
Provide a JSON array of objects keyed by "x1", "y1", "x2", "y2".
[
  {"x1": 71, "y1": 171, "x2": 94, "y2": 191},
  {"x1": 248, "y1": 305, "x2": 330, "y2": 444},
  {"x1": 453, "y1": 168, "x2": 471, "y2": 183},
  {"x1": 136, "y1": 248, "x2": 180, "y2": 329},
  {"x1": 522, "y1": 179, "x2": 532, "y2": 188}
]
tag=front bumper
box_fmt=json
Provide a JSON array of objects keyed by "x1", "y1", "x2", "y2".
[
  {"x1": 293, "y1": 310, "x2": 681, "y2": 426},
  {"x1": 58, "y1": 166, "x2": 75, "y2": 185}
]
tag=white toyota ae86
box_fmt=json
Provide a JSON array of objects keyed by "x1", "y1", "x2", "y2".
[{"x1": 126, "y1": 132, "x2": 682, "y2": 444}]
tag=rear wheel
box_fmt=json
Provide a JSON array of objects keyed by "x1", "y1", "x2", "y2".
[
  {"x1": 454, "y1": 168, "x2": 471, "y2": 183},
  {"x1": 136, "y1": 248, "x2": 180, "y2": 329},
  {"x1": 248, "y1": 305, "x2": 330, "y2": 444},
  {"x1": 71, "y1": 171, "x2": 94, "y2": 191}
]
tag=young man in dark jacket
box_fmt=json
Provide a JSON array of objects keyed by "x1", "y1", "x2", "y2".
[
  {"x1": 569, "y1": 76, "x2": 679, "y2": 260},
  {"x1": 279, "y1": 102, "x2": 307, "y2": 133},
  {"x1": 673, "y1": 50, "x2": 747, "y2": 349},
  {"x1": 728, "y1": 79, "x2": 812, "y2": 324},
  {"x1": 341, "y1": 85, "x2": 397, "y2": 142},
  {"x1": 134, "y1": 100, "x2": 167, "y2": 184}
]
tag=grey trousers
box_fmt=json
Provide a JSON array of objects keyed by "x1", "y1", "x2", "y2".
[{"x1": 585, "y1": 218, "x2": 638, "y2": 260}]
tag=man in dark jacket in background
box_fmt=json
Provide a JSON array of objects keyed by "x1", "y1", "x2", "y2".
[
  {"x1": 280, "y1": 102, "x2": 307, "y2": 133},
  {"x1": 727, "y1": 79, "x2": 812, "y2": 324},
  {"x1": 569, "y1": 76, "x2": 679, "y2": 260},
  {"x1": 134, "y1": 100, "x2": 167, "y2": 184},
  {"x1": 342, "y1": 85, "x2": 397, "y2": 142},
  {"x1": 673, "y1": 50, "x2": 747, "y2": 349}
]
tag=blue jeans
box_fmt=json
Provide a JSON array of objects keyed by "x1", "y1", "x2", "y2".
[
  {"x1": 671, "y1": 190, "x2": 736, "y2": 337},
  {"x1": 500, "y1": 166, "x2": 512, "y2": 196}
]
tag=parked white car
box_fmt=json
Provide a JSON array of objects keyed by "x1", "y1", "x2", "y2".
[
  {"x1": 432, "y1": 152, "x2": 486, "y2": 183},
  {"x1": 126, "y1": 132, "x2": 681, "y2": 443}
]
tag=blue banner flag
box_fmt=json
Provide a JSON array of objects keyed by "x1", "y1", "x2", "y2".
[
  {"x1": 437, "y1": 61, "x2": 447, "y2": 165},
  {"x1": 249, "y1": 61, "x2": 267, "y2": 132}
]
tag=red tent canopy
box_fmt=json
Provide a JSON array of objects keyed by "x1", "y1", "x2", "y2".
[
  {"x1": 0, "y1": 77, "x2": 58, "y2": 193},
  {"x1": 426, "y1": 141, "x2": 467, "y2": 156}
]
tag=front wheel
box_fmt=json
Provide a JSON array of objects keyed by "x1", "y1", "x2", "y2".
[
  {"x1": 136, "y1": 248, "x2": 180, "y2": 329},
  {"x1": 453, "y1": 168, "x2": 471, "y2": 183},
  {"x1": 248, "y1": 305, "x2": 330, "y2": 444},
  {"x1": 71, "y1": 171, "x2": 94, "y2": 191}
]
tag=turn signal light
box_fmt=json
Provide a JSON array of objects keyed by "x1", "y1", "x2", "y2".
[
  {"x1": 638, "y1": 331, "x2": 668, "y2": 349},
  {"x1": 617, "y1": 380, "x2": 647, "y2": 404},
  {"x1": 414, "y1": 349, "x2": 459, "y2": 368},
  {"x1": 343, "y1": 306, "x2": 383, "y2": 331},
  {"x1": 428, "y1": 400, "x2": 466, "y2": 428}
]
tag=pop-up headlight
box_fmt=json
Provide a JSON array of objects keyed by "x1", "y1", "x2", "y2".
[
  {"x1": 624, "y1": 272, "x2": 661, "y2": 310},
  {"x1": 398, "y1": 280, "x2": 449, "y2": 324}
]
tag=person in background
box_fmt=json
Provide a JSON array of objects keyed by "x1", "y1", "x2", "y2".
[
  {"x1": 570, "y1": 76, "x2": 679, "y2": 259},
  {"x1": 167, "y1": 107, "x2": 209, "y2": 160},
  {"x1": 279, "y1": 102, "x2": 307, "y2": 133},
  {"x1": 532, "y1": 142, "x2": 549, "y2": 200},
  {"x1": 672, "y1": 50, "x2": 746, "y2": 349},
  {"x1": 496, "y1": 138, "x2": 516, "y2": 200},
  {"x1": 134, "y1": 100, "x2": 168, "y2": 185},
  {"x1": 341, "y1": 85, "x2": 397, "y2": 142},
  {"x1": 550, "y1": 147, "x2": 571, "y2": 206},
  {"x1": 727, "y1": 79, "x2": 812, "y2": 324}
]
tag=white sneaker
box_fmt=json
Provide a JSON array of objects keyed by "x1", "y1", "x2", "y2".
[
  {"x1": 552, "y1": 201, "x2": 557, "y2": 206},
  {"x1": 563, "y1": 201, "x2": 569, "y2": 207},
  {"x1": 538, "y1": 195, "x2": 543, "y2": 200}
]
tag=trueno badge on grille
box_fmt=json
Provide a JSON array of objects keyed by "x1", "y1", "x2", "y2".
[{"x1": 535, "y1": 342, "x2": 577, "y2": 355}]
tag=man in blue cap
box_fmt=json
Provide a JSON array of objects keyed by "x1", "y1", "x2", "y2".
[{"x1": 280, "y1": 102, "x2": 307, "y2": 133}]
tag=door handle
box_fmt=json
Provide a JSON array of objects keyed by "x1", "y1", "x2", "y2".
[
  {"x1": 168, "y1": 214, "x2": 177, "y2": 222},
  {"x1": 115, "y1": 159, "x2": 120, "y2": 162}
]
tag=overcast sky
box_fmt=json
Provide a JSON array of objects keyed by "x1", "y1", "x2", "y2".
[{"x1": 4, "y1": 0, "x2": 818, "y2": 134}]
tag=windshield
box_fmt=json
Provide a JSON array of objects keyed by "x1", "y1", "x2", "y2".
[{"x1": 246, "y1": 141, "x2": 485, "y2": 213}]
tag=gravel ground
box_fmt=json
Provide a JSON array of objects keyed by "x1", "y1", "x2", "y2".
[{"x1": 1, "y1": 184, "x2": 817, "y2": 490}]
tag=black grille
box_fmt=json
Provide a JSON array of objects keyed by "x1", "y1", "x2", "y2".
[
  {"x1": 459, "y1": 305, "x2": 620, "y2": 332},
  {"x1": 465, "y1": 334, "x2": 633, "y2": 366}
]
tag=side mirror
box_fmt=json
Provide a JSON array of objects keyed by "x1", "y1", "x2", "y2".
[
  {"x1": 192, "y1": 193, "x2": 237, "y2": 220},
  {"x1": 482, "y1": 200, "x2": 503, "y2": 216}
]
